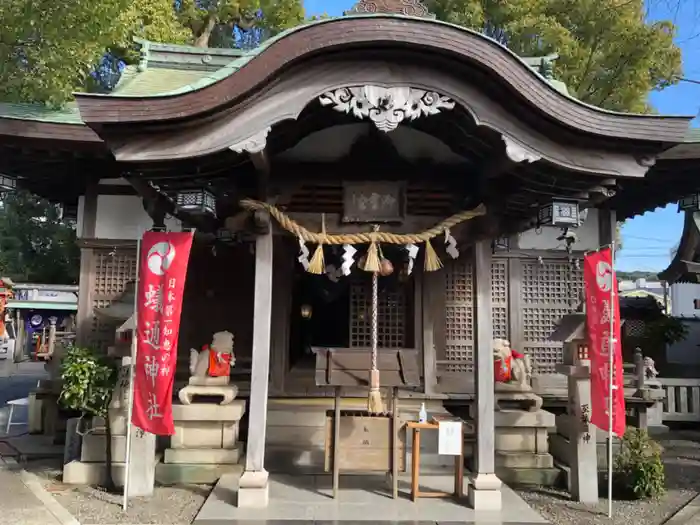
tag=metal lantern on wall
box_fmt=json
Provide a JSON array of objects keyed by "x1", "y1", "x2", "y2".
[
  {"x1": 538, "y1": 200, "x2": 581, "y2": 228},
  {"x1": 678, "y1": 194, "x2": 700, "y2": 212},
  {"x1": 175, "y1": 188, "x2": 216, "y2": 217}
]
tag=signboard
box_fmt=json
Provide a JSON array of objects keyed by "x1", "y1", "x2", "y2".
[
  {"x1": 342, "y1": 181, "x2": 405, "y2": 223},
  {"x1": 583, "y1": 248, "x2": 626, "y2": 437},
  {"x1": 132, "y1": 231, "x2": 194, "y2": 435}
]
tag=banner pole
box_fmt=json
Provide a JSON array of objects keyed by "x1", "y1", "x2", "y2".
[
  {"x1": 123, "y1": 236, "x2": 142, "y2": 512},
  {"x1": 607, "y1": 240, "x2": 616, "y2": 518}
]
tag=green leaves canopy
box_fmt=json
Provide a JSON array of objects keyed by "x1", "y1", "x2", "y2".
[
  {"x1": 59, "y1": 346, "x2": 118, "y2": 418},
  {"x1": 428, "y1": 0, "x2": 682, "y2": 112}
]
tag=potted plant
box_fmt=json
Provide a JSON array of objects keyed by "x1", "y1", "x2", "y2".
[{"x1": 58, "y1": 346, "x2": 119, "y2": 491}]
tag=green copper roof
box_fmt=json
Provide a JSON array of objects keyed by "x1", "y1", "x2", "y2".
[
  {"x1": 0, "y1": 101, "x2": 82, "y2": 124},
  {"x1": 112, "y1": 66, "x2": 212, "y2": 96}
]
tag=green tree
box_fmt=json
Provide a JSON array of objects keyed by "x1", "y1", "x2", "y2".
[
  {"x1": 0, "y1": 0, "x2": 190, "y2": 107},
  {"x1": 177, "y1": 0, "x2": 305, "y2": 48},
  {"x1": 428, "y1": 0, "x2": 682, "y2": 112},
  {"x1": 0, "y1": 191, "x2": 80, "y2": 284}
]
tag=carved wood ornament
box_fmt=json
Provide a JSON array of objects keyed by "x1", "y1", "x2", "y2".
[
  {"x1": 346, "y1": 0, "x2": 433, "y2": 18},
  {"x1": 319, "y1": 86, "x2": 455, "y2": 132}
]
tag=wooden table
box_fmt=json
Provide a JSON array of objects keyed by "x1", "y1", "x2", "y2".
[{"x1": 406, "y1": 420, "x2": 464, "y2": 501}]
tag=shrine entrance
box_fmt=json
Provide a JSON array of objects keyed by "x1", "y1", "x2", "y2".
[{"x1": 287, "y1": 245, "x2": 415, "y2": 372}]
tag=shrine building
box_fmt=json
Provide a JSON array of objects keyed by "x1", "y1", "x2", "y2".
[{"x1": 2, "y1": 0, "x2": 700, "y2": 511}]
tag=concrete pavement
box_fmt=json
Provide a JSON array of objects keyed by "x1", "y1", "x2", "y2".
[{"x1": 0, "y1": 457, "x2": 76, "y2": 525}]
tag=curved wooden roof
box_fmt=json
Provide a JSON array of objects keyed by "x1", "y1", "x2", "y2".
[{"x1": 72, "y1": 16, "x2": 692, "y2": 143}]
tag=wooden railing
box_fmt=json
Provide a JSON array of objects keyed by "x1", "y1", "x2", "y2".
[{"x1": 659, "y1": 378, "x2": 700, "y2": 422}]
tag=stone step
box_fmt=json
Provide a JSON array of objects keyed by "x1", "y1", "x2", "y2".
[
  {"x1": 164, "y1": 446, "x2": 241, "y2": 465},
  {"x1": 496, "y1": 466, "x2": 563, "y2": 487},
  {"x1": 496, "y1": 451, "x2": 553, "y2": 469}
]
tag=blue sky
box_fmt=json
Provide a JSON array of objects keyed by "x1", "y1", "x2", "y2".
[{"x1": 303, "y1": 0, "x2": 700, "y2": 274}]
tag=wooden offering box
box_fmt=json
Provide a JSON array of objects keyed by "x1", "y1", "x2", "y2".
[{"x1": 324, "y1": 411, "x2": 406, "y2": 472}]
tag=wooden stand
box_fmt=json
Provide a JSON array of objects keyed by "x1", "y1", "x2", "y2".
[
  {"x1": 407, "y1": 420, "x2": 464, "y2": 501},
  {"x1": 328, "y1": 386, "x2": 403, "y2": 499},
  {"x1": 316, "y1": 347, "x2": 420, "y2": 500}
]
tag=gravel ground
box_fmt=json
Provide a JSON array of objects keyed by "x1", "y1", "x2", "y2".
[
  {"x1": 516, "y1": 430, "x2": 700, "y2": 525},
  {"x1": 25, "y1": 459, "x2": 212, "y2": 525}
]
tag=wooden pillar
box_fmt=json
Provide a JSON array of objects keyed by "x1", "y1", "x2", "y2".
[
  {"x1": 76, "y1": 183, "x2": 98, "y2": 347},
  {"x1": 467, "y1": 240, "x2": 502, "y2": 511},
  {"x1": 598, "y1": 208, "x2": 616, "y2": 247},
  {"x1": 238, "y1": 229, "x2": 273, "y2": 508}
]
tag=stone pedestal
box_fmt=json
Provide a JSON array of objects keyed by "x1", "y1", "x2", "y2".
[
  {"x1": 493, "y1": 408, "x2": 557, "y2": 486},
  {"x1": 158, "y1": 400, "x2": 246, "y2": 484}
]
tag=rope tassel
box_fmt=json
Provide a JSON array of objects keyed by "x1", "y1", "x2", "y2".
[
  {"x1": 423, "y1": 239, "x2": 443, "y2": 272},
  {"x1": 307, "y1": 213, "x2": 327, "y2": 275}
]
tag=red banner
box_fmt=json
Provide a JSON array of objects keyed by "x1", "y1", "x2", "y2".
[
  {"x1": 132, "y1": 231, "x2": 194, "y2": 435},
  {"x1": 583, "y1": 248, "x2": 626, "y2": 437}
]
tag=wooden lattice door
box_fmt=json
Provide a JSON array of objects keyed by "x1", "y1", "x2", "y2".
[
  {"x1": 436, "y1": 255, "x2": 509, "y2": 387},
  {"x1": 518, "y1": 258, "x2": 583, "y2": 374},
  {"x1": 89, "y1": 248, "x2": 138, "y2": 351},
  {"x1": 349, "y1": 281, "x2": 408, "y2": 348}
]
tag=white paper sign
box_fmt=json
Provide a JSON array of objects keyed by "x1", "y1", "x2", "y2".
[{"x1": 438, "y1": 421, "x2": 462, "y2": 456}]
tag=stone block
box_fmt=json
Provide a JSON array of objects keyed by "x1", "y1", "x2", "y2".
[
  {"x1": 81, "y1": 434, "x2": 127, "y2": 463},
  {"x1": 495, "y1": 428, "x2": 548, "y2": 453},
  {"x1": 63, "y1": 460, "x2": 127, "y2": 487},
  {"x1": 92, "y1": 409, "x2": 128, "y2": 436},
  {"x1": 188, "y1": 376, "x2": 230, "y2": 386},
  {"x1": 156, "y1": 462, "x2": 243, "y2": 485},
  {"x1": 171, "y1": 420, "x2": 240, "y2": 449},
  {"x1": 237, "y1": 470, "x2": 269, "y2": 508},
  {"x1": 496, "y1": 409, "x2": 555, "y2": 428},
  {"x1": 496, "y1": 451, "x2": 553, "y2": 469},
  {"x1": 28, "y1": 392, "x2": 43, "y2": 434},
  {"x1": 496, "y1": 466, "x2": 562, "y2": 487},
  {"x1": 164, "y1": 447, "x2": 241, "y2": 464},
  {"x1": 172, "y1": 401, "x2": 245, "y2": 422},
  {"x1": 178, "y1": 384, "x2": 238, "y2": 405}
]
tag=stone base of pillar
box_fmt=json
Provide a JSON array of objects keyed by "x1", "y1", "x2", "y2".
[
  {"x1": 237, "y1": 469, "x2": 269, "y2": 508},
  {"x1": 467, "y1": 473, "x2": 502, "y2": 511}
]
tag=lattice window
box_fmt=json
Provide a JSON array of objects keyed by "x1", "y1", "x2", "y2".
[
  {"x1": 89, "y1": 248, "x2": 137, "y2": 351},
  {"x1": 520, "y1": 259, "x2": 583, "y2": 374},
  {"x1": 349, "y1": 282, "x2": 406, "y2": 348},
  {"x1": 443, "y1": 258, "x2": 474, "y2": 372},
  {"x1": 491, "y1": 259, "x2": 509, "y2": 340},
  {"x1": 625, "y1": 319, "x2": 646, "y2": 338}
]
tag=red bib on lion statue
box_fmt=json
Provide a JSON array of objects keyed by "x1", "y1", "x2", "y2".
[
  {"x1": 206, "y1": 345, "x2": 232, "y2": 377},
  {"x1": 494, "y1": 355, "x2": 512, "y2": 382}
]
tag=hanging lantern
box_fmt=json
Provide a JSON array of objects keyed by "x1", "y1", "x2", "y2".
[
  {"x1": 538, "y1": 200, "x2": 581, "y2": 228},
  {"x1": 175, "y1": 188, "x2": 216, "y2": 217},
  {"x1": 300, "y1": 304, "x2": 313, "y2": 319},
  {"x1": 0, "y1": 174, "x2": 17, "y2": 192},
  {"x1": 678, "y1": 194, "x2": 700, "y2": 212},
  {"x1": 493, "y1": 236, "x2": 510, "y2": 252}
]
